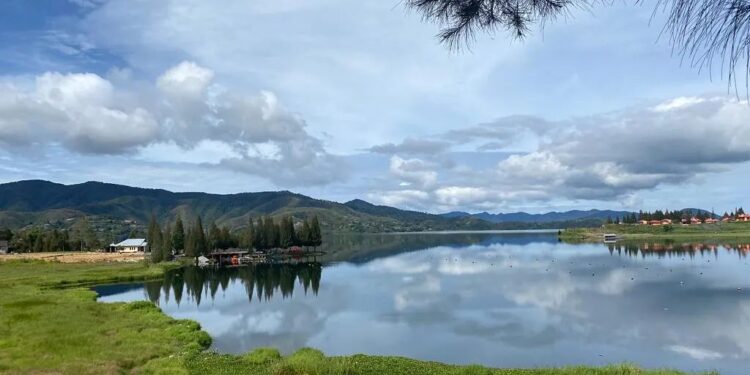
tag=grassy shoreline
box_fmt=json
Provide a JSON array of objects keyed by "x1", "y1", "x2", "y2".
[
  {"x1": 559, "y1": 222, "x2": 750, "y2": 242},
  {"x1": 0, "y1": 260, "x2": 714, "y2": 374}
]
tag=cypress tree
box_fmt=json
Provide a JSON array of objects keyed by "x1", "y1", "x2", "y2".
[
  {"x1": 241, "y1": 218, "x2": 255, "y2": 250},
  {"x1": 147, "y1": 213, "x2": 159, "y2": 253},
  {"x1": 173, "y1": 215, "x2": 185, "y2": 254},
  {"x1": 194, "y1": 216, "x2": 207, "y2": 256},
  {"x1": 208, "y1": 222, "x2": 220, "y2": 250},
  {"x1": 310, "y1": 216, "x2": 322, "y2": 247},
  {"x1": 220, "y1": 226, "x2": 231, "y2": 248},
  {"x1": 287, "y1": 216, "x2": 297, "y2": 247},
  {"x1": 151, "y1": 224, "x2": 163, "y2": 263},
  {"x1": 254, "y1": 217, "x2": 266, "y2": 250},
  {"x1": 162, "y1": 225, "x2": 173, "y2": 261},
  {"x1": 185, "y1": 225, "x2": 196, "y2": 258},
  {"x1": 299, "y1": 221, "x2": 311, "y2": 247},
  {"x1": 279, "y1": 217, "x2": 294, "y2": 248}
]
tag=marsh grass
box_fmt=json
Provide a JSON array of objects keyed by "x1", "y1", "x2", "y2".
[
  {"x1": 0, "y1": 260, "x2": 209, "y2": 374},
  {"x1": 184, "y1": 348, "x2": 716, "y2": 375}
]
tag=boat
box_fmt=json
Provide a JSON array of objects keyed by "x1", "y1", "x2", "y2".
[{"x1": 603, "y1": 233, "x2": 618, "y2": 243}]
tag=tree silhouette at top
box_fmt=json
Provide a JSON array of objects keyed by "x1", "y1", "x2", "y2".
[{"x1": 406, "y1": 0, "x2": 750, "y2": 91}]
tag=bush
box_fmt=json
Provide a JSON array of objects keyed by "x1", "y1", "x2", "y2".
[
  {"x1": 273, "y1": 348, "x2": 329, "y2": 375},
  {"x1": 245, "y1": 348, "x2": 282, "y2": 364}
]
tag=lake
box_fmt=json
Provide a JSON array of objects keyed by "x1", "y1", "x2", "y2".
[{"x1": 95, "y1": 231, "x2": 750, "y2": 374}]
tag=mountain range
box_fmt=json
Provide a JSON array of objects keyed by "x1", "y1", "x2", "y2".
[
  {"x1": 440, "y1": 210, "x2": 634, "y2": 223},
  {"x1": 0, "y1": 180, "x2": 712, "y2": 235},
  {"x1": 0, "y1": 180, "x2": 495, "y2": 234}
]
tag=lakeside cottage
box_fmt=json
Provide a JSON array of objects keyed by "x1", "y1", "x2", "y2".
[{"x1": 108, "y1": 238, "x2": 147, "y2": 253}]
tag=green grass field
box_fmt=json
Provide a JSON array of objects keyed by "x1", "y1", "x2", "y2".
[
  {"x1": 0, "y1": 260, "x2": 715, "y2": 374},
  {"x1": 559, "y1": 222, "x2": 750, "y2": 242}
]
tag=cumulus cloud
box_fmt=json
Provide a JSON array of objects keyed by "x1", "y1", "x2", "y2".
[
  {"x1": 434, "y1": 186, "x2": 492, "y2": 207},
  {"x1": 0, "y1": 61, "x2": 345, "y2": 186},
  {"x1": 497, "y1": 96, "x2": 750, "y2": 200},
  {"x1": 0, "y1": 72, "x2": 159, "y2": 154},
  {"x1": 389, "y1": 156, "x2": 437, "y2": 189},
  {"x1": 367, "y1": 96, "x2": 750, "y2": 211}
]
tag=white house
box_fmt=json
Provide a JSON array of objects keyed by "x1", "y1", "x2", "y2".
[{"x1": 109, "y1": 238, "x2": 148, "y2": 253}]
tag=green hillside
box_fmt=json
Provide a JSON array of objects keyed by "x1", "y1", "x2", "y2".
[{"x1": 0, "y1": 180, "x2": 496, "y2": 234}]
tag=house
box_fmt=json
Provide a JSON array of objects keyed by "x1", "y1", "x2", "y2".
[
  {"x1": 661, "y1": 219, "x2": 673, "y2": 225},
  {"x1": 722, "y1": 216, "x2": 733, "y2": 222},
  {"x1": 648, "y1": 220, "x2": 663, "y2": 226},
  {"x1": 0, "y1": 240, "x2": 8, "y2": 254},
  {"x1": 737, "y1": 214, "x2": 750, "y2": 222},
  {"x1": 690, "y1": 217, "x2": 702, "y2": 225},
  {"x1": 108, "y1": 238, "x2": 147, "y2": 253},
  {"x1": 638, "y1": 220, "x2": 649, "y2": 225},
  {"x1": 704, "y1": 218, "x2": 718, "y2": 224}
]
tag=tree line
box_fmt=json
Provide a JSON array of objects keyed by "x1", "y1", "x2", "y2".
[
  {"x1": 0, "y1": 214, "x2": 323, "y2": 258},
  {"x1": 606, "y1": 208, "x2": 746, "y2": 225},
  {"x1": 147, "y1": 214, "x2": 323, "y2": 263},
  {"x1": 1, "y1": 217, "x2": 100, "y2": 253}
]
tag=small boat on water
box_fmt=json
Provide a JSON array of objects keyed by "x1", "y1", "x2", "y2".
[{"x1": 603, "y1": 233, "x2": 619, "y2": 243}]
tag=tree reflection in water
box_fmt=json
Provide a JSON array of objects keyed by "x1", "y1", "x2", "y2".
[
  {"x1": 143, "y1": 263, "x2": 323, "y2": 306},
  {"x1": 607, "y1": 241, "x2": 750, "y2": 259}
]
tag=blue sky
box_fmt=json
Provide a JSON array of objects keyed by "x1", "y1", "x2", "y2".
[{"x1": 0, "y1": 0, "x2": 748, "y2": 214}]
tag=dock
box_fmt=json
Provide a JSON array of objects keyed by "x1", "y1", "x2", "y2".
[{"x1": 204, "y1": 248, "x2": 326, "y2": 267}]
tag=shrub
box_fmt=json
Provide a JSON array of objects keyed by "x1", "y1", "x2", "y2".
[{"x1": 245, "y1": 348, "x2": 282, "y2": 364}]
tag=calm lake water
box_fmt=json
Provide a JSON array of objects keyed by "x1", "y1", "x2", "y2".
[{"x1": 96, "y1": 232, "x2": 750, "y2": 374}]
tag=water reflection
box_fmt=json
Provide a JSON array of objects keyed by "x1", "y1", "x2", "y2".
[
  {"x1": 136, "y1": 263, "x2": 322, "y2": 306},
  {"x1": 607, "y1": 241, "x2": 750, "y2": 259},
  {"x1": 96, "y1": 232, "x2": 750, "y2": 375}
]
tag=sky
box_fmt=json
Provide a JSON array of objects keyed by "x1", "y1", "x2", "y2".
[{"x1": 0, "y1": 0, "x2": 748, "y2": 214}]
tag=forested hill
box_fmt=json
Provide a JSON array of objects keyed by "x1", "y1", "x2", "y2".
[
  {"x1": 441, "y1": 209, "x2": 634, "y2": 223},
  {"x1": 0, "y1": 180, "x2": 497, "y2": 233}
]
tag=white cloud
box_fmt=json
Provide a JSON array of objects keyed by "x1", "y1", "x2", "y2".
[
  {"x1": 365, "y1": 95, "x2": 750, "y2": 211},
  {"x1": 0, "y1": 61, "x2": 345, "y2": 185},
  {"x1": 434, "y1": 187, "x2": 491, "y2": 207},
  {"x1": 371, "y1": 189, "x2": 430, "y2": 208},
  {"x1": 0, "y1": 72, "x2": 160, "y2": 154},
  {"x1": 389, "y1": 156, "x2": 437, "y2": 189},
  {"x1": 668, "y1": 345, "x2": 724, "y2": 361},
  {"x1": 157, "y1": 61, "x2": 214, "y2": 99}
]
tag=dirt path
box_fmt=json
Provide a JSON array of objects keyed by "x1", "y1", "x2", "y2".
[{"x1": 0, "y1": 252, "x2": 145, "y2": 263}]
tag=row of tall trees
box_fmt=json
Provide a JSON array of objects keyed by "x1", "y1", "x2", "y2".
[
  {"x1": 146, "y1": 214, "x2": 323, "y2": 263},
  {"x1": 237, "y1": 216, "x2": 323, "y2": 251}
]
